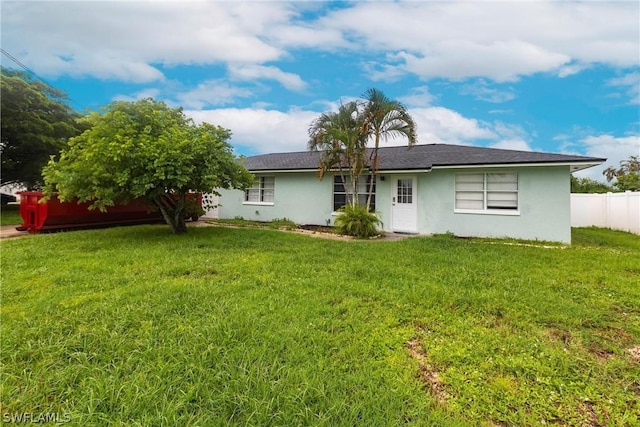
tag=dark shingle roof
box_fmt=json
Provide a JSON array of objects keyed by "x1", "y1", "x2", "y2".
[{"x1": 243, "y1": 143, "x2": 605, "y2": 172}]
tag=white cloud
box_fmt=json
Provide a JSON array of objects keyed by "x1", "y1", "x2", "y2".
[
  {"x1": 557, "y1": 63, "x2": 588, "y2": 78},
  {"x1": 269, "y1": 22, "x2": 348, "y2": 49},
  {"x1": 1, "y1": 1, "x2": 287, "y2": 82},
  {"x1": 1, "y1": 1, "x2": 636, "y2": 84},
  {"x1": 487, "y1": 122, "x2": 534, "y2": 152},
  {"x1": 607, "y1": 72, "x2": 640, "y2": 105},
  {"x1": 488, "y1": 109, "x2": 513, "y2": 115},
  {"x1": 401, "y1": 107, "x2": 497, "y2": 146},
  {"x1": 388, "y1": 42, "x2": 569, "y2": 83},
  {"x1": 322, "y1": 1, "x2": 639, "y2": 81},
  {"x1": 568, "y1": 134, "x2": 640, "y2": 181},
  {"x1": 398, "y1": 86, "x2": 435, "y2": 107},
  {"x1": 112, "y1": 88, "x2": 161, "y2": 103},
  {"x1": 176, "y1": 80, "x2": 254, "y2": 110},
  {"x1": 490, "y1": 139, "x2": 533, "y2": 152},
  {"x1": 183, "y1": 104, "x2": 536, "y2": 156},
  {"x1": 185, "y1": 107, "x2": 319, "y2": 154},
  {"x1": 459, "y1": 80, "x2": 516, "y2": 103},
  {"x1": 228, "y1": 65, "x2": 307, "y2": 91},
  {"x1": 492, "y1": 122, "x2": 530, "y2": 141}
]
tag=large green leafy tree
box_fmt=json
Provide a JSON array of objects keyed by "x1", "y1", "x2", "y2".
[
  {"x1": 603, "y1": 156, "x2": 640, "y2": 191},
  {"x1": 1, "y1": 67, "x2": 83, "y2": 189},
  {"x1": 42, "y1": 99, "x2": 254, "y2": 234}
]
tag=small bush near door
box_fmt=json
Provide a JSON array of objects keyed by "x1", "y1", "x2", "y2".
[{"x1": 334, "y1": 204, "x2": 382, "y2": 238}]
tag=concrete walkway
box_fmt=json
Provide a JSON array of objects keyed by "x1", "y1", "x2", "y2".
[{"x1": 0, "y1": 225, "x2": 28, "y2": 239}]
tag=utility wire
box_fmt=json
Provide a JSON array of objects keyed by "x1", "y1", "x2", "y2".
[
  {"x1": 1, "y1": 48, "x2": 83, "y2": 110},
  {"x1": 1, "y1": 48, "x2": 39, "y2": 79}
]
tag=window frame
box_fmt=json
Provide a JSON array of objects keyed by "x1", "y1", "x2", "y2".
[
  {"x1": 244, "y1": 176, "x2": 275, "y2": 205},
  {"x1": 333, "y1": 175, "x2": 376, "y2": 212},
  {"x1": 454, "y1": 172, "x2": 519, "y2": 215},
  {"x1": 396, "y1": 178, "x2": 413, "y2": 204}
]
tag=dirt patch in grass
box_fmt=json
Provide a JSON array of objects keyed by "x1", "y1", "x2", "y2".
[
  {"x1": 627, "y1": 345, "x2": 640, "y2": 362},
  {"x1": 589, "y1": 345, "x2": 615, "y2": 363},
  {"x1": 588, "y1": 327, "x2": 636, "y2": 362},
  {"x1": 577, "y1": 401, "x2": 601, "y2": 427},
  {"x1": 547, "y1": 327, "x2": 573, "y2": 349},
  {"x1": 594, "y1": 326, "x2": 636, "y2": 345},
  {"x1": 548, "y1": 327, "x2": 637, "y2": 362},
  {"x1": 406, "y1": 338, "x2": 450, "y2": 405}
]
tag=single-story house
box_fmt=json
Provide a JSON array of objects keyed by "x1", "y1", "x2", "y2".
[{"x1": 215, "y1": 143, "x2": 605, "y2": 243}]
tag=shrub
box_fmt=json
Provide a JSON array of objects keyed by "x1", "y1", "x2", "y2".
[{"x1": 334, "y1": 204, "x2": 382, "y2": 238}]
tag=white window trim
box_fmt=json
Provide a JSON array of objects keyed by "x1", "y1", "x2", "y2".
[
  {"x1": 454, "y1": 172, "x2": 520, "y2": 216},
  {"x1": 243, "y1": 176, "x2": 275, "y2": 206},
  {"x1": 454, "y1": 208, "x2": 520, "y2": 216},
  {"x1": 332, "y1": 175, "x2": 376, "y2": 213},
  {"x1": 243, "y1": 201, "x2": 275, "y2": 206}
]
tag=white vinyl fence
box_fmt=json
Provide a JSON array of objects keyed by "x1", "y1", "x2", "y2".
[{"x1": 571, "y1": 191, "x2": 640, "y2": 234}]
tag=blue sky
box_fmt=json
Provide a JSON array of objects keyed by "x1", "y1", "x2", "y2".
[{"x1": 2, "y1": 0, "x2": 639, "y2": 181}]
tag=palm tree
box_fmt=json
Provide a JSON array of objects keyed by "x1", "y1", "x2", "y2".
[
  {"x1": 361, "y1": 88, "x2": 417, "y2": 209},
  {"x1": 308, "y1": 101, "x2": 367, "y2": 207}
]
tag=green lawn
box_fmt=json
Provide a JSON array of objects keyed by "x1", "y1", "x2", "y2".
[
  {"x1": 0, "y1": 204, "x2": 22, "y2": 226},
  {"x1": 1, "y1": 226, "x2": 638, "y2": 426}
]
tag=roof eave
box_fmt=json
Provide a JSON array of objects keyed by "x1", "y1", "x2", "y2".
[
  {"x1": 248, "y1": 160, "x2": 606, "y2": 174},
  {"x1": 431, "y1": 160, "x2": 606, "y2": 171},
  {"x1": 568, "y1": 161, "x2": 607, "y2": 172},
  {"x1": 248, "y1": 167, "x2": 435, "y2": 174},
  {"x1": 247, "y1": 168, "x2": 317, "y2": 173}
]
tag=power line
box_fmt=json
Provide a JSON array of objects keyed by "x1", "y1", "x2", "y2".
[
  {"x1": 1, "y1": 48, "x2": 39, "y2": 79},
  {"x1": 1, "y1": 48, "x2": 83, "y2": 110}
]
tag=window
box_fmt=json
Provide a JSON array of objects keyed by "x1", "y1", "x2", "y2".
[
  {"x1": 455, "y1": 173, "x2": 518, "y2": 211},
  {"x1": 333, "y1": 175, "x2": 376, "y2": 211},
  {"x1": 245, "y1": 176, "x2": 274, "y2": 203},
  {"x1": 396, "y1": 179, "x2": 413, "y2": 204}
]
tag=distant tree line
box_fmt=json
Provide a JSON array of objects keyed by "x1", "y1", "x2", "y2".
[
  {"x1": 1, "y1": 67, "x2": 85, "y2": 189},
  {"x1": 571, "y1": 156, "x2": 640, "y2": 193}
]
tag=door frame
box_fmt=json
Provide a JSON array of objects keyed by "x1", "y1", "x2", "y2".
[{"x1": 390, "y1": 175, "x2": 418, "y2": 233}]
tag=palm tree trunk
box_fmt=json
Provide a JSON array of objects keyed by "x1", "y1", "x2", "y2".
[
  {"x1": 337, "y1": 169, "x2": 351, "y2": 208},
  {"x1": 366, "y1": 133, "x2": 380, "y2": 211},
  {"x1": 351, "y1": 171, "x2": 359, "y2": 207}
]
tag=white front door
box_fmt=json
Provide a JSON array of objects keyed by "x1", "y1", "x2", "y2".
[{"x1": 391, "y1": 176, "x2": 418, "y2": 233}]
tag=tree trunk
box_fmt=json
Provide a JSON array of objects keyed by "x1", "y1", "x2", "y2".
[
  {"x1": 365, "y1": 169, "x2": 375, "y2": 211},
  {"x1": 155, "y1": 194, "x2": 188, "y2": 234},
  {"x1": 351, "y1": 172, "x2": 359, "y2": 207},
  {"x1": 338, "y1": 173, "x2": 352, "y2": 207},
  {"x1": 366, "y1": 133, "x2": 380, "y2": 211}
]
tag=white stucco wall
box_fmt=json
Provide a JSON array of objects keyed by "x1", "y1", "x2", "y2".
[
  {"x1": 217, "y1": 165, "x2": 573, "y2": 243},
  {"x1": 217, "y1": 172, "x2": 334, "y2": 226},
  {"x1": 410, "y1": 166, "x2": 572, "y2": 243}
]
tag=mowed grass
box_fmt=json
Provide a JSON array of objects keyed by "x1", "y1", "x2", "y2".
[
  {"x1": 1, "y1": 226, "x2": 639, "y2": 426},
  {"x1": 0, "y1": 205, "x2": 22, "y2": 226}
]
